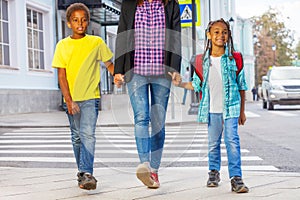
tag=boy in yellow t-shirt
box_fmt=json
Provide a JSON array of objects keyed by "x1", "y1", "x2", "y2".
[{"x1": 52, "y1": 3, "x2": 114, "y2": 190}]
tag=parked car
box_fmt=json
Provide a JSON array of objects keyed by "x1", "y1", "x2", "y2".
[{"x1": 261, "y1": 66, "x2": 300, "y2": 110}]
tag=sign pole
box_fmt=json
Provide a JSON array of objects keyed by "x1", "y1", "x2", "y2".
[{"x1": 188, "y1": 0, "x2": 199, "y2": 115}]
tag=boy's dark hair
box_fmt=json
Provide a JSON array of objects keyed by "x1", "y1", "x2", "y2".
[
  {"x1": 66, "y1": 3, "x2": 90, "y2": 22},
  {"x1": 204, "y1": 18, "x2": 235, "y2": 60}
]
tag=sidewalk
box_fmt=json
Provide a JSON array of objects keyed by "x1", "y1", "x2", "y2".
[
  {"x1": 0, "y1": 94, "x2": 300, "y2": 199},
  {"x1": 1, "y1": 167, "x2": 299, "y2": 200}
]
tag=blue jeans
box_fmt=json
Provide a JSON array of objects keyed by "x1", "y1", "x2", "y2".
[
  {"x1": 64, "y1": 99, "x2": 99, "y2": 174},
  {"x1": 208, "y1": 113, "x2": 242, "y2": 178},
  {"x1": 127, "y1": 74, "x2": 171, "y2": 170}
]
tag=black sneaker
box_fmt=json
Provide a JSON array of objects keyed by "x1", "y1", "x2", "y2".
[
  {"x1": 207, "y1": 170, "x2": 220, "y2": 187},
  {"x1": 231, "y1": 176, "x2": 249, "y2": 193},
  {"x1": 77, "y1": 172, "x2": 97, "y2": 190}
]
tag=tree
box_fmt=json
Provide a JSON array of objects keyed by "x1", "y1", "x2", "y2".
[
  {"x1": 252, "y1": 7, "x2": 295, "y2": 85},
  {"x1": 296, "y1": 41, "x2": 300, "y2": 59}
]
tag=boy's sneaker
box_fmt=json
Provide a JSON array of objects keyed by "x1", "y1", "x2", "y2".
[
  {"x1": 136, "y1": 163, "x2": 159, "y2": 189},
  {"x1": 231, "y1": 176, "x2": 249, "y2": 193},
  {"x1": 77, "y1": 172, "x2": 97, "y2": 190},
  {"x1": 207, "y1": 170, "x2": 220, "y2": 187}
]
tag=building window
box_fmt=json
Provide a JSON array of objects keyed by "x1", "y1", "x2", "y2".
[
  {"x1": 27, "y1": 7, "x2": 44, "y2": 70},
  {"x1": 0, "y1": 0, "x2": 9, "y2": 66}
]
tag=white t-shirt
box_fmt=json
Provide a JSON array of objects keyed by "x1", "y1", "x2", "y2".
[{"x1": 208, "y1": 56, "x2": 223, "y2": 113}]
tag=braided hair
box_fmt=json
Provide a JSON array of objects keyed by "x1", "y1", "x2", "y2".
[{"x1": 203, "y1": 18, "x2": 235, "y2": 60}]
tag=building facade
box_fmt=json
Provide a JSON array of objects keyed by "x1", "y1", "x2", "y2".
[
  {"x1": 0, "y1": 0, "x2": 120, "y2": 114},
  {"x1": 0, "y1": 0, "x2": 254, "y2": 114},
  {"x1": 0, "y1": 0, "x2": 59, "y2": 114}
]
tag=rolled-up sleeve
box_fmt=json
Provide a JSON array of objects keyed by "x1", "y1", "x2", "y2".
[
  {"x1": 192, "y1": 73, "x2": 201, "y2": 92},
  {"x1": 237, "y1": 68, "x2": 248, "y2": 91}
]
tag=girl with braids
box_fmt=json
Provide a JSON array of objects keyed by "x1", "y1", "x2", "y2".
[
  {"x1": 170, "y1": 18, "x2": 249, "y2": 193},
  {"x1": 114, "y1": 0, "x2": 181, "y2": 189}
]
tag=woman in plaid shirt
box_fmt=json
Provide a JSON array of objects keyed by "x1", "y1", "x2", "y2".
[{"x1": 114, "y1": 0, "x2": 181, "y2": 189}]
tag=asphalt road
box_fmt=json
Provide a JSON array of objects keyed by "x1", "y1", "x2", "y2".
[{"x1": 240, "y1": 101, "x2": 300, "y2": 172}]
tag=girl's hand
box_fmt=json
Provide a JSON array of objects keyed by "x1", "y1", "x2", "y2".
[
  {"x1": 238, "y1": 112, "x2": 246, "y2": 125},
  {"x1": 168, "y1": 72, "x2": 182, "y2": 86}
]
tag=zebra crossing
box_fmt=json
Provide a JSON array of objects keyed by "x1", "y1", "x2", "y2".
[{"x1": 0, "y1": 125, "x2": 279, "y2": 171}]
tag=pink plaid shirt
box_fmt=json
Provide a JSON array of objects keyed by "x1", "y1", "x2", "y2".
[{"x1": 134, "y1": 0, "x2": 166, "y2": 76}]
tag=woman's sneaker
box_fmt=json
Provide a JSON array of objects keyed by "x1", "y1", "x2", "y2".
[
  {"x1": 231, "y1": 176, "x2": 249, "y2": 193},
  {"x1": 207, "y1": 170, "x2": 220, "y2": 187},
  {"x1": 149, "y1": 172, "x2": 160, "y2": 189},
  {"x1": 136, "y1": 163, "x2": 160, "y2": 189},
  {"x1": 77, "y1": 172, "x2": 97, "y2": 190}
]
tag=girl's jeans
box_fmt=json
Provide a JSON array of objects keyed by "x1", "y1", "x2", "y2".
[
  {"x1": 64, "y1": 99, "x2": 99, "y2": 175},
  {"x1": 127, "y1": 74, "x2": 171, "y2": 170},
  {"x1": 208, "y1": 113, "x2": 242, "y2": 178}
]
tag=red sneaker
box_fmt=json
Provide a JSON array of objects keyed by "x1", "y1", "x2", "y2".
[{"x1": 149, "y1": 172, "x2": 160, "y2": 188}]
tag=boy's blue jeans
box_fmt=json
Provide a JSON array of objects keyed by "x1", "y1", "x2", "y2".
[
  {"x1": 208, "y1": 113, "x2": 242, "y2": 178},
  {"x1": 64, "y1": 99, "x2": 99, "y2": 175},
  {"x1": 127, "y1": 74, "x2": 171, "y2": 170}
]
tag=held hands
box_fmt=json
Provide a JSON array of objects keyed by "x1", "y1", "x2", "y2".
[
  {"x1": 168, "y1": 72, "x2": 182, "y2": 86},
  {"x1": 114, "y1": 74, "x2": 125, "y2": 88}
]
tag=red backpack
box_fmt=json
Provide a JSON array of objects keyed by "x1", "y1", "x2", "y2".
[{"x1": 193, "y1": 52, "x2": 244, "y2": 100}]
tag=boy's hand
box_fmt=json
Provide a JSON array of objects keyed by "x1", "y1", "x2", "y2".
[
  {"x1": 66, "y1": 101, "x2": 80, "y2": 115},
  {"x1": 114, "y1": 74, "x2": 125, "y2": 88},
  {"x1": 168, "y1": 72, "x2": 182, "y2": 86}
]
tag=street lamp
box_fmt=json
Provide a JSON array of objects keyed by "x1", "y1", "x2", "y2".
[
  {"x1": 229, "y1": 17, "x2": 234, "y2": 30},
  {"x1": 272, "y1": 44, "x2": 276, "y2": 66}
]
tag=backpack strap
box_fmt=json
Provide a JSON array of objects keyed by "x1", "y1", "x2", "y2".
[
  {"x1": 194, "y1": 54, "x2": 204, "y2": 82},
  {"x1": 232, "y1": 52, "x2": 243, "y2": 75}
]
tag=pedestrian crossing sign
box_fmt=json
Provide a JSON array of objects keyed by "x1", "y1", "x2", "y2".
[{"x1": 179, "y1": 0, "x2": 201, "y2": 27}]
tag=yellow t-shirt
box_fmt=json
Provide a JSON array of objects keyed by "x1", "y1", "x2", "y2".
[{"x1": 52, "y1": 34, "x2": 113, "y2": 101}]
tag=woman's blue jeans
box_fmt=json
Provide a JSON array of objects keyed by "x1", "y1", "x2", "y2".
[
  {"x1": 127, "y1": 74, "x2": 171, "y2": 170},
  {"x1": 208, "y1": 113, "x2": 242, "y2": 178},
  {"x1": 64, "y1": 99, "x2": 99, "y2": 175}
]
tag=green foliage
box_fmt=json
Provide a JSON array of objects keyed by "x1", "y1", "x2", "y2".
[
  {"x1": 296, "y1": 41, "x2": 300, "y2": 59},
  {"x1": 251, "y1": 7, "x2": 296, "y2": 84},
  {"x1": 252, "y1": 7, "x2": 294, "y2": 65}
]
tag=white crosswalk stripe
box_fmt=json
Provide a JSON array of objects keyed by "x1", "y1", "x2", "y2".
[{"x1": 0, "y1": 125, "x2": 279, "y2": 171}]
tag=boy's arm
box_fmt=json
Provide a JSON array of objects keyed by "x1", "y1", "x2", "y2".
[
  {"x1": 239, "y1": 90, "x2": 246, "y2": 125},
  {"x1": 104, "y1": 60, "x2": 114, "y2": 75},
  {"x1": 57, "y1": 68, "x2": 79, "y2": 115}
]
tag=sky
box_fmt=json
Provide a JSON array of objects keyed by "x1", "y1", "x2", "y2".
[{"x1": 235, "y1": 0, "x2": 300, "y2": 45}]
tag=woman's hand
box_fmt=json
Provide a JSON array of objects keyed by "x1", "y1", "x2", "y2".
[
  {"x1": 168, "y1": 72, "x2": 182, "y2": 86},
  {"x1": 114, "y1": 74, "x2": 125, "y2": 88}
]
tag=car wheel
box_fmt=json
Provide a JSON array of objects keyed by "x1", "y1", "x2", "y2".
[
  {"x1": 263, "y1": 101, "x2": 267, "y2": 109},
  {"x1": 267, "y1": 101, "x2": 274, "y2": 110}
]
